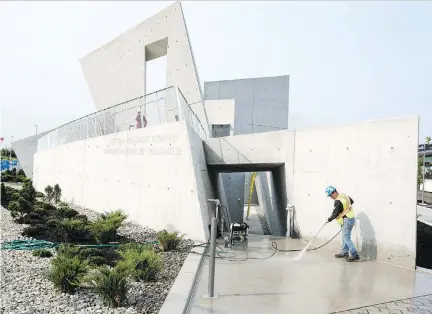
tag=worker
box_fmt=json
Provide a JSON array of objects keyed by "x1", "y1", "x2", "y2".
[
  {"x1": 325, "y1": 186, "x2": 360, "y2": 262},
  {"x1": 136, "y1": 109, "x2": 142, "y2": 129}
]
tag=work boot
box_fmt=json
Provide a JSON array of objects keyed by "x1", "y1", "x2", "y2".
[
  {"x1": 346, "y1": 255, "x2": 360, "y2": 262},
  {"x1": 335, "y1": 253, "x2": 348, "y2": 258}
]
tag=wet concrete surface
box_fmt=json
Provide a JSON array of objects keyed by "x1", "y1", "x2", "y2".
[{"x1": 187, "y1": 235, "x2": 432, "y2": 314}]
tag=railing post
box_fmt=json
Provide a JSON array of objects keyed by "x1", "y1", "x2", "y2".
[
  {"x1": 175, "y1": 86, "x2": 184, "y2": 122},
  {"x1": 204, "y1": 199, "x2": 220, "y2": 299}
]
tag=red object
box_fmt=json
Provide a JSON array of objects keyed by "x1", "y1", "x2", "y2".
[{"x1": 0, "y1": 137, "x2": 4, "y2": 143}]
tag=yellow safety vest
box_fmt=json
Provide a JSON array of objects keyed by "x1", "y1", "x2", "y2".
[{"x1": 335, "y1": 193, "x2": 355, "y2": 225}]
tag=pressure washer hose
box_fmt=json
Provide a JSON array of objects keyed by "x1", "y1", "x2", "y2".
[
  {"x1": 191, "y1": 222, "x2": 342, "y2": 260},
  {"x1": 271, "y1": 225, "x2": 341, "y2": 252}
]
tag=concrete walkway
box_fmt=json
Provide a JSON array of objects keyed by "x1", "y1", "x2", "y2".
[{"x1": 187, "y1": 235, "x2": 432, "y2": 314}]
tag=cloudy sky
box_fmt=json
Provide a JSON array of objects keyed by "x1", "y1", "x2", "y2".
[{"x1": 1, "y1": 1, "x2": 431, "y2": 146}]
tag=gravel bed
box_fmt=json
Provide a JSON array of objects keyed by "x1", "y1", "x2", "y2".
[{"x1": 0, "y1": 186, "x2": 194, "y2": 314}]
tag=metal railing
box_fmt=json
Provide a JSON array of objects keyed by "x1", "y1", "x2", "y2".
[{"x1": 37, "y1": 86, "x2": 208, "y2": 151}]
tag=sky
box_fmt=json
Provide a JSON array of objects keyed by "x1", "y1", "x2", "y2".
[{"x1": 0, "y1": 1, "x2": 431, "y2": 147}]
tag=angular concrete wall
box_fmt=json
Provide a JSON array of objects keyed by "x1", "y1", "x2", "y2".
[
  {"x1": 12, "y1": 131, "x2": 49, "y2": 178},
  {"x1": 255, "y1": 171, "x2": 286, "y2": 236},
  {"x1": 204, "y1": 116, "x2": 419, "y2": 268},
  {"x1": 204, "y1": 75, "x2": 290, "y2": 135},
  {"x1": 80, "y1": 2, "x2": 210, "y2": 137},
  {"x1": 33, "y1": 121, "x2": 211, "y2": 241},
  {"x1": 292, "y1": 116, "x2": 419, "y2": 269}
]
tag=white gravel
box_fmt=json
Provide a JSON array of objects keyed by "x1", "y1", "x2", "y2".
[{"x1": 0, "y1": 186, "x2": 193, "y2": 314}]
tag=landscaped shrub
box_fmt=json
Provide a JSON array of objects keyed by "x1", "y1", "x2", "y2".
[
  {"x1": 117, "y1": 246, "x2": 162, "y2": 282},
  {"x1": 41, "y1": 202, "x2": 57, "y2": 212},
  {"x1": 22, "y1": 224, "x2": 47, "y2": 237},
  {"x1": 8, "y1": 201, "x2": 19, "y2": 217},
  {"x1": 1, "y1": 183, "x2": 7, "y2": 202},
  {"x1": 156, "y1": 230, "x2": 184, "y2": 251},
  {"x1": 53, "y1": 184, "x2": 62, "y2": 203},
  {"x1": 83, "y1": 265, "x2": 128, "y2": 307},
  {"x1": 46, "y1": 254, "x2": 88, "y2": 294},
  {"x1": 74, "y1": 214, "x2": 88, "y2": 222},
  {"x1": 87, "y1": 256, "x2": 107, "y2": 266},
  {"x1": 58, "y1": 207, "x2": 79, "y2": 219},
  {"x1": 56, "y1": 244, "x2": 81, "y2": 258},
  {"x1": 52, "y1": 218, "x2": 89, "y2": 243},
  {"x1": 20, "y1": 180, "x2": 36, "y2": 204},
  {"x1": 44, "y1": 185, "x2": 54, "y2": 202},
  {"x1": 1, "y1": 174, "x2": 13, "y2": 182},
  {"x1": 11, "y1": 192, "x2": 20, "y2": 201},
  {"x1": 87, "y1": 210, "x2": 127, "y2": 244},
  {"x1": 33, "y1": 249, "x2": 53, "y2": 258}
]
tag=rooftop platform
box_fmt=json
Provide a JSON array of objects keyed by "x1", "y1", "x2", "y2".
[{"x1": 187, "y1": 235, "x2": 432, "y2": 314}]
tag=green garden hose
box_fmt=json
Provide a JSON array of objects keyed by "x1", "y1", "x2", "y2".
[{"x1": 0, "y1": 239, "x2": 159, "y2": 251}]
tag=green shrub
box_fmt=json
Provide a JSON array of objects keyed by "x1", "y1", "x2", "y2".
[
  {"x1": 52, "y1": 219, "x2": 89, "y2": 243},
  {"x1": 35, "y1": 191, "x2": 44, "y2": 198},
  {"x1": 56, "y1": 244, "x2": 81, "y2": 258},
  {"x1": 74, "y1": 214, "x2": 88, "y2": 222},
  {"x1": 17, "y1": 169, "x2": 25, "y2": 177},
  {"x1": 1, "y1": 174, "x2": 13, "y2": 182},
  {"x1": 58, "y1": 207, "x2": 79, "y2": 219},
  {"x1": 78, "y1": 248, "x2": 99, "y2": 259},
  {"x1": 117, "y1": 246, "x2": 162, "y2": 282},
  {"x1": 10, "y1": 197, "x2": 34, "y2": 221},
  {"x1": 53, "y1": 184, "x2": 62, "y2": 203},
  {"x1": 7, "y1": 200, "x2": 19, "y2": 212},
  {"x1": 157, "y1": 230, "x2": 184, "y2": 251},
  {"x1": 11, "y1": 192, "x2": 20, "y2": 201},
  {"x1": 46, "y1": 254, "x2": 88, "y2": 294},
  {"x1": 16, "y1": 175, "x2": 27, "y2": 183},
  {"x1": 118, "y1": 242, "x2": 153, "y2": 254},
  {"x1": 83, "y1": 265, "x2": 128, "y2": 308},
  {"x1": 41, "y1": 202, "x2": 57, "y2": 211},
  {"x1": 87, "y1": 210, "x2": 127, "y2": 244},
  {"x1": 34, "y1": 207, "x2": 49, "y2": 216},
  {"x1": 87, "y1": 256, "x2": 107, "y2": 266},
  {"x1": 22, "y1": 224, "x2": 47, "y2": 237},
  {"x1": 44, "y1": 185, "x2": 54, "y2": 202},
  {"x1": 33, "y1": 249, "x2": 53, "y2": 258},
  {"x1": 20, "y1": 180, "x2": 36, "y2": 204},
  {"x1": 1, "y1": 183, "x2": 7, "y2": 201}
]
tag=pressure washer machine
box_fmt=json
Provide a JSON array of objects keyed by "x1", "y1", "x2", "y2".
[{"x1": 224, "y1": 222, "x2": 250, "y2": 249}]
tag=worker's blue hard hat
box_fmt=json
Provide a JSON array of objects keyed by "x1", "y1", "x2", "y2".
[{"x1": 325, "y1": 186, "x2": 336, "y2": 196}]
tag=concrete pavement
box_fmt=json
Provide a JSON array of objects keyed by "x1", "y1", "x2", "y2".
[{"x1": 187, "y1": 235, "x2": 432, "y2": 314}]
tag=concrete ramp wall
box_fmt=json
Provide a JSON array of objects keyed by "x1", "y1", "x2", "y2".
[
  {"x1": 204, "y1": 116, "x2": 419, "y2": 268},
  {"x1": 293, "y1": 116, "x2": 419, "y2": 268},
  {"x1": 33, "y1": 121, "x2": 211, "y2": 242}
]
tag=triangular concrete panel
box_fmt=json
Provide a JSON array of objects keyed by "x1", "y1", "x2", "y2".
[{"x1": 80, "y1": 2, "x2": 210, "y2": 137}]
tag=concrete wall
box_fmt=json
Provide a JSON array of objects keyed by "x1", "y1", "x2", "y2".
[
  {"x1": 204, "y1": 77, "x2": 289, "y2": 226},
  {"x1": 292, "y1": 116, "x2": 419, "y2": 268},
  {"x1": 202, "y1": 99, "x2": 235, "y2": 131},
  {"x1": 255, "y1": 171, "x2": 286, "y2": 236},
  {"x1": 204, "y1": 75, "x2": 289, "y2": 135},
  {"x1": 204, "y1": 116, "x2": 419, "y2": 268},
  {"x1": 33, "y1": 121, "x2": 210, "y2": 242},
  {"x1": 80, "y1": 2, "x2": 210, "y2": 137},
  {"x1": 12, "y1": 131, "x2": 49, "y2": 178}
]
